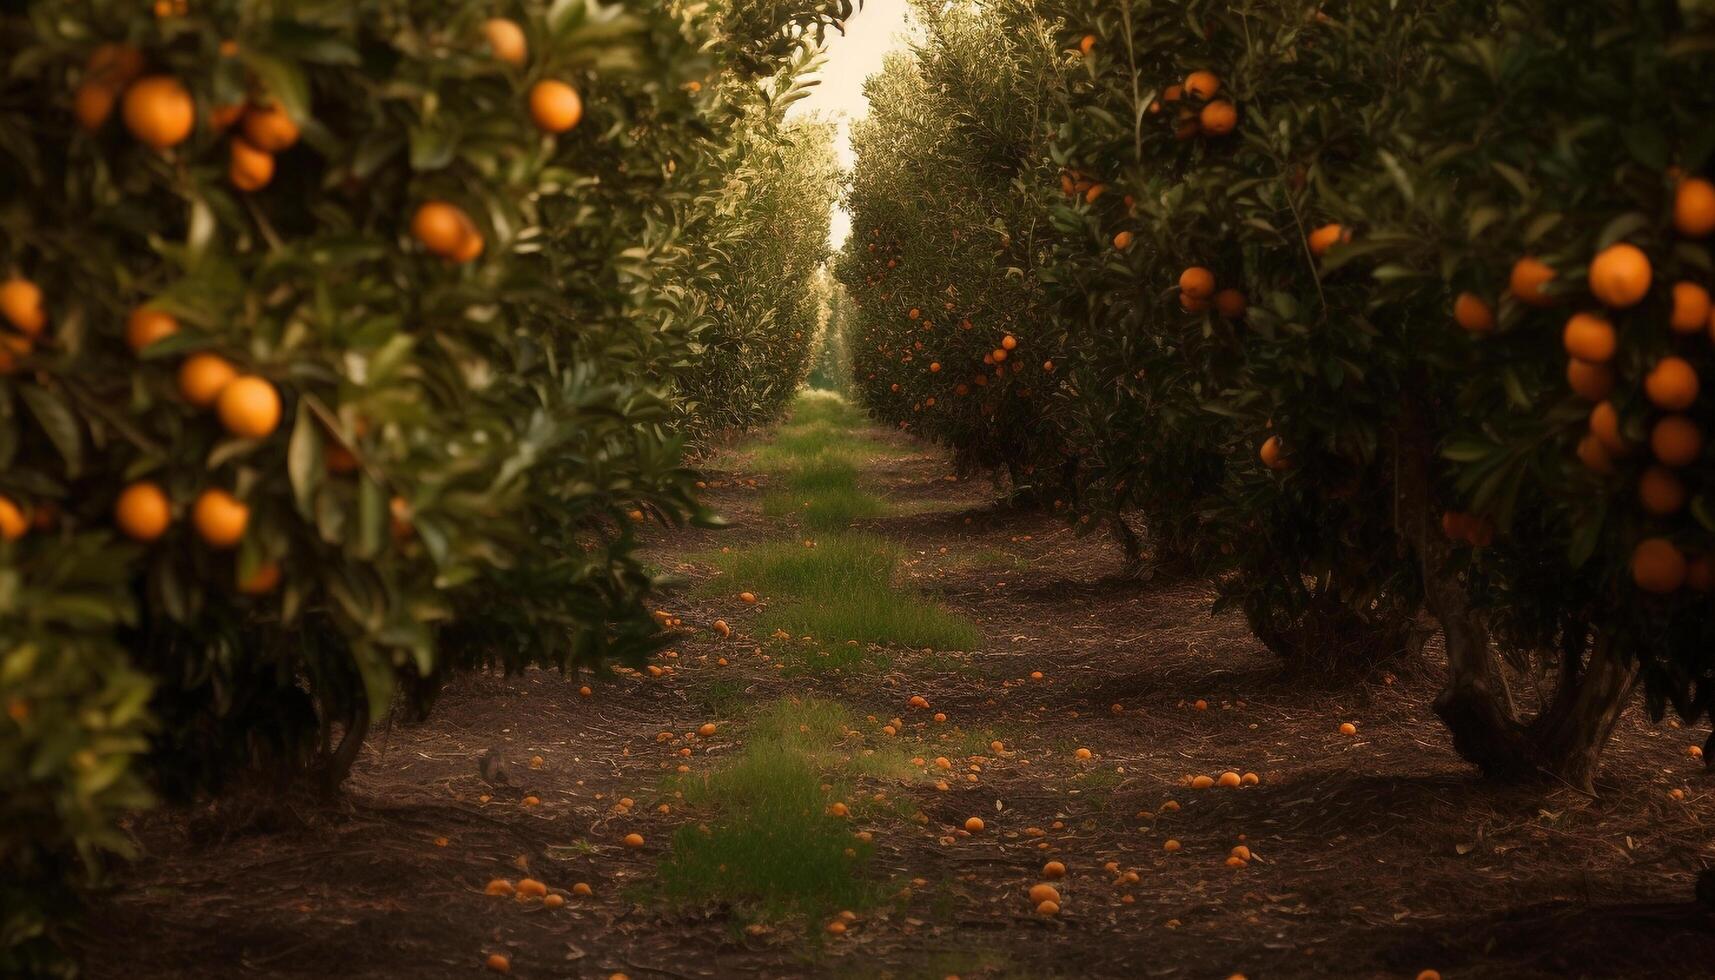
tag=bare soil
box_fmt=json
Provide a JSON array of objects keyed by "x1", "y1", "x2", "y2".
[{"x1": 75, "y1": 422, "x2": 1715, "y2": 979}]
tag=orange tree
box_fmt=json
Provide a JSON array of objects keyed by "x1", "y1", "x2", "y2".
[
  {"x1": 838, "y1": 0, "x2": 1715, "y2": 788},
  {"x1": 837, "y1": 14, "x2": 1074, "y2": 504},
  {"x1": 0, "y1": 0, "x2": 845, "y2": 971},
  {"x1": 1029, "y1": 1, "x2": 1437, "y2": 667}
]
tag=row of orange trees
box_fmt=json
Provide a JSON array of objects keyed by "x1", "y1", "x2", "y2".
[
  {"x1": 0, "y1": 0, "x2": 843, "y2": 972},
  {"x1": 838, "y1": 0, "x2": 1715, "y2": 792}
]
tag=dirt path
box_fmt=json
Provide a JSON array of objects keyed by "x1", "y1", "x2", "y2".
[{"x1": 79, "y1": 403, "x2": 1715, "y2": 979}]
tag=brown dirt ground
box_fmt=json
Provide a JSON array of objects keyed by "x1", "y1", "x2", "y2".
[{"x1": 75, "y1": 421, "x2": 1715, "y2": 979}]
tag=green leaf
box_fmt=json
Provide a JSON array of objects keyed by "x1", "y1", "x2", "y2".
[
  {"x1": 20, "y1": 386, "x2": 82, "y2": 478},
  {"x1": 287, "y1": 400, "x2": 321, "y2": 519}
]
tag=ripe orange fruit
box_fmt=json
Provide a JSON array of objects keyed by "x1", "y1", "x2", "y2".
[
  {"x1": 1217, "y1": 771, "x2": 1242, "y2": 787},
  {"x1": 242, "y1": 102, "x2": 300, "y2": 153},
  {"x1": 1339, "y1": 722, "x2": 1357, "y2": 735},
  {"x1": 209, "y1": 102, "x2": 245, "y2": 130},
  {"x1": 1509, "y1": 257, "x2": 1556, "y2": 306},
  {"x1": 238, "y1": 560, "x2": 281, "y2": 595},
  {"x1": 964, "y1": 816, "x2": 984, "y2": 832},
  {"x1": 1180, "y1": 291, "x2": 1210, "y2": 313},
  {"x1": 1632, "y1": 538, "x2": 1687, "y2": 594},
  {"x1": 116, "y1": 481, "x2": 172, "y2": 541},
  {"x1": 1588, "y1": 243, "x2": 1652, "y2": 308},
  {"x1": 1179, "y1": 267, "x2": 1216, "y2": 300},
  {"x1": 1113, "y1": 230, "x2": 1135, "y2": 250},
  {"x1": 1079, "y1": 34, "x2": 1096, "y2": 55},
  {"x1": 1673, "y1": 177, "x2": 1715, "y2": 237},
  {"x1": 542, "y1": 893, "x2": 565, "y2": 908},
  {"x1": 1163, "y1": 84, "x2": 1184, "y2": 102},
  {"x1": 0, "y1": 278, "x2": 46, "y2": 336},
  {"x1": 75, "y1": 81, "x2": 120, "y2": 131},
  {"x1": 451, "y1": 222, "x2": 485, "y2": 262},
  {"x1": 929, "y1": 361, "x2": 941, "y2": 373},
  {"x1": 1184, "y1": 70, "x2": 1221, "y2": 99},
  {"x1": 192, "y1": 488, "x2": 249, "y2": 548},
  {"x1": 1001, "y1": 334, "x2": 1018, "y2": 350},
  {"x1": 228, "y1": 136, "x2": 275, "y2": 191},
  {"x1": 218, "y1": 375, "x2": 282, "y2": 439},
  {"x1": 1561, "y1": 312, "x2": 1615, "y2": 362},
  {"x1": 412, "y1": 201, "x2": 466, "y2": 256},
  {"x1": 1042, "y1": 861, "x2": 1066, "y2": 879},
  {"x1": 1163, "y1": 839, "x2": 1181, "y2": 852},
  {"x1": 1074, "y1": 747, "x2": 1092, "y2": 760},
  {"x1": 1453, "y1": 292, "x2": 1494, "y2": 332},
  {"x1": 1639, "y1": 466, "x2": 1686, "y2": 516},
  {"x1": 1214, "y1": 288, "x2": 1247, "y2": 318},
  {"x1": 1651, "y1": 415, "x2": 1702, "y2": 467},
  {"x1": 1190, "y1": 775, "x2": 1215, "y2": 789},
  {"x1": 1644, "y1": 356, "x2": 1698, "y2": 411},
  {"x1": 1670, "y1": 281, "x2": 1711, "y2": 333},
  {"x1": 122, "y1": 75, "x2": 196, "y2": 148},
  {"x1": 0, "y1": 338, "x2": 32, "y2": 375},
  {"x1": 126, "y1": 306, "x2": 178, "y2": 353},
  {"x1": 1566, "y1": 359, "x2": 1613, "y2": 401},
  {"x1": 530, "y1": 80, "x2": 584, "y2": 133},
  {"x1": 1028, "y1": 883, "x2": 1060, "y2": 904},
  {"x1": 623, "y1": 832, "x2": 645, "y2": 848},
  {"x1": 485, "y1": 952, "x2": 510, "y2": 974},
  {"x1": 1575, "y1": 433, "x2": 1613, "y2": 475},
  {"x1": 516, "y1": 878, "x2": 548, "y2": 899},
  {"x1": 1259, "y1": 434, "x2": 1288, "y2": 470},
  {"x1": 0, "y1": 495, "x2": 28, "y2": 541},
  {"x1": 1307, "y1": 223, "x2": 1349, "y2": 256},
  {"x1": 483, "y1": 18, "x2": 528, "y2": 66},
  {"x1": 1589, "y1": 401, "x2": 1627, "y2": 455},
  {"x1": 178, "y1": 352, "x2": 238, "y2": 406},
  {"x1": 1199, "y1": 101, "x2": 1237, "y2": 136},
  {"x1": 1441, "y1": 510, "x2": 1474, "y2": 541}
]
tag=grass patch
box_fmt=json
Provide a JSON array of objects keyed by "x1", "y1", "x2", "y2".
[
  {"x1": 742, "y1": 391, "x2": 897, "y2": 531},
  {"x1": 693, "y1": 679, "x2": 751, "y2": 721},
  {"x1": 761, "y1": 484, "x2": 887, "y2": 531},
  {"x1": 694, "y1": 535, "x2": 982, "y2": 651},
  {"x1": 760, "y1": 595, "x2": 982, "y2": 652},
  {"x1": 658, "y1": 698, "x2": 914, "y2": 922},
  {"x1": 771, "y1": 639, "x2": 893, "y2": 677}
]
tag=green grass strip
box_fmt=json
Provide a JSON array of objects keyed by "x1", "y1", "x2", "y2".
[{"x1": 658, "y1": 698, "x2": 914, "y2": 921}]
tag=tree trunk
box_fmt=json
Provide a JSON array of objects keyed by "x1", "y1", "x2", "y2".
[
  {"x1": 1528, "y1": 636, "x2": 1638, "y2": 791},
  {"x1": 321, "y1": 709, "x2": 369, "y2": 797},
  {"x1": 1393, "y1": 409, "x2": 1634, "y2": 791}
]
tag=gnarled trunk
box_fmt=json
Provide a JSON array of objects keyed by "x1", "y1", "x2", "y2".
[{"x1": 1394, "y1": 412, "x2": 1636, "y2": 791}]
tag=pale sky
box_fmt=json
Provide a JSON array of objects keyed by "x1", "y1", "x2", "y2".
[{"x1": 785, "y1": 0, "x2": 918, "y2": 250}]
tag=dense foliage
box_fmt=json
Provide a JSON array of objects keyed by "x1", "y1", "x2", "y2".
[
  {"x1": 838, "y1": 0, "x2": 1715, "y2": 792},
  {"x1": 0, "y1": 0, "x2": 843, "y2": 972}
]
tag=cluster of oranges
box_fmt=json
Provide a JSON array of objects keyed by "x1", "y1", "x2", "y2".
[
  {"x1": 1149, "y1": 70, "x2": 1237, "y2": 141},
  {"x1": 1176, "y1": 264, "x2": 1247, "y2": 319},
  {"x1": 3, "y1": 21, "x2": 586, "y2": 578},
  {"x1": 1461, "y1": 175, "x2": 1715, "y2": 590},
  {"x1": 1458, "y1": 175, "x2": 1715, "y2": 592}
]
